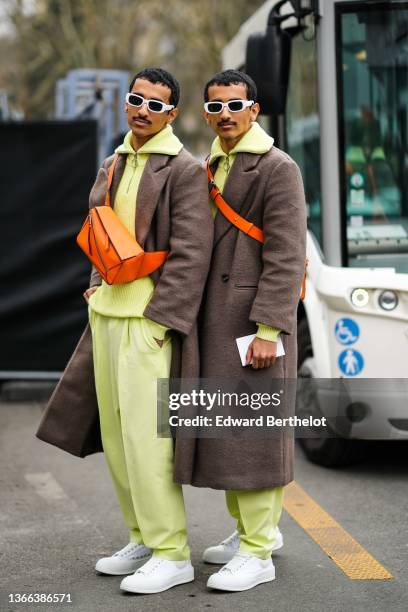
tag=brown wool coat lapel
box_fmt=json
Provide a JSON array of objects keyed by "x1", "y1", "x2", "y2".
[
  {"x1": 88, "y1": 154, "x2": 126, "y2": 210},
  {"x1": 213, "y1": 152, "x2": 261, "y2": 247},
  {"x1": 136, "y1": 154, "x2": 171, "y2": 247},
  {"x1": 110, "y1": 154, "x2": 126, "y2": 205},
  {"x1": 91, "y1": 153, "x2": 172, "y2": 248}
]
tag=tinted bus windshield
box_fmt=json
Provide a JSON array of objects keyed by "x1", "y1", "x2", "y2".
[{"x1": 337, "y1": 2, "x2": 408, "y2": 273}]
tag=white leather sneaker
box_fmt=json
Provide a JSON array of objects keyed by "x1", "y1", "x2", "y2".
[
  {"x1": 95, "y1": 542, "x2": 151, "y2": 575},
  {"x1": 202, "y1": 526, "x2": 283, "y2": 564},
  {"x1": 207, "y1": 552, "x2": 275, "y2": 592},
  {"x1": 120, "y1": 556, "x2": 194, "y2": 594}
]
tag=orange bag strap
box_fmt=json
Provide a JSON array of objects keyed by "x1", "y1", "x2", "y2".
[
  {"x1": 300, "y1": 257, "x2": 308, "y2": 300},
  {"x1": 207, "y1": 162, "x2": 264, "y2": 244},
  {"x1": 207, "y1": 161, "x2": 308, "y2": 300},
  {"x1": 104, "y1": 154, "x2": 120, "y2": 207}
]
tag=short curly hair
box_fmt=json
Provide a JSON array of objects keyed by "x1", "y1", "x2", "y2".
[
  {"x1": 204, "y1": 70, "x2": 257, "y2": 102},
  {"x1": 129, "y1": 68, "x2": 180, "y2": 107}
]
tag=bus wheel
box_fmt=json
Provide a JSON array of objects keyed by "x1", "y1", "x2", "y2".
[{"x1": 296, "y1": 318, "x2": 366, "y2": 467}]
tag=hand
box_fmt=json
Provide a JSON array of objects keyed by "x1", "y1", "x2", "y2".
[
  {"x1": 83, "y1": 286, "x2": 98, "y2": 304},
  {"x1": 246, "y1": 337, "x2": 277, "y2": 369}
]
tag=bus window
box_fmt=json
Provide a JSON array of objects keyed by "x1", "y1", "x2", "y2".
[
  {"x1": 286, "y1": 29, "x2": 322, "y2": 250},
  {"x1": 337, "y1": 4, "x2": 408, "y2": 273}
]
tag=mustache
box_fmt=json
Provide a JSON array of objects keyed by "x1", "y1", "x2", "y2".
[
  {"x1": 133, "y1": 115, "x2": 151, "y2": 124},
  {"x1": 217, "y1": 120, "x2": 237, "y2": 126}
]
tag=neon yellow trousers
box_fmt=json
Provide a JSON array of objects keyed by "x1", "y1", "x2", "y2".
[
  {"x1": 226, "y1": 487, "x2": 284, "y2": 559},
  {"x1": 88, "y1": 308, "x2": 190, "y2": 561}
]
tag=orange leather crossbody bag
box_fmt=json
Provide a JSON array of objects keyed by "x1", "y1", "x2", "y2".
[
  {"x1": 77, "y1": 155, "x2": 168, "y2": 285},
  {"x1": 207, "y1": 162, "x2": 308, "y2": 300}
]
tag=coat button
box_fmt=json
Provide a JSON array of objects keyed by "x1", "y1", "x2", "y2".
[{"x1": 221, "y1": 273, "x2": 230, "y2": 283}]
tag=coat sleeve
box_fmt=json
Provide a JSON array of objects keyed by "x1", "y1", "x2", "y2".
[
  {"x1": 87, "y1": 157, "x2": 112, "y2": 289},
  {"x1": 143, "y1": 161, "x2": 214, "y2": 336},
  {"x1": 249, "y1": 157, "x2": 307, "y2": 335},
  {"x1": 89, "y1": 265, "x2": 102, "y2": 289}
]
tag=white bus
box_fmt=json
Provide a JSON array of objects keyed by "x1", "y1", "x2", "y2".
[{"x1": 223, "y1": 0, "x2": 408, "y2": 466}]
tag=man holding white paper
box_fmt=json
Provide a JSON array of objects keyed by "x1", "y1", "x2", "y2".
[
  {"x1": 174, "y1": 70, "x2": 307, "y2": 592},
  {"x1": 236, "y1": 333, "x2": 285, "y2": 368}
]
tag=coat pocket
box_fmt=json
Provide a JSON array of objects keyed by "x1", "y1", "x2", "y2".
[
  {"x1": 140, "y1": 318, "x2": 171, "y2": 351},
  {"x1": 234, "y1": 282, "x2": 258, "y2": 290}
]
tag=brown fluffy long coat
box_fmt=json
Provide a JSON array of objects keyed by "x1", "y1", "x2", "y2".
[
  {"x1": 36, "y1": 148, "x2": 214, "y2": 456},
  {"x1": 174, "y1": 147, "x2": 307, "y2": 489}
]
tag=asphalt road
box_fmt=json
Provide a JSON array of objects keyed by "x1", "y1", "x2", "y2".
[{"x1": 1, "y1": 398, "x2": 407, "y2": 612}]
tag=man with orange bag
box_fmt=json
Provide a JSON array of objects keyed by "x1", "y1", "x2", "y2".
[
  {"x1": 39, "y1": 68, "x2": 213, "y2": 594},
  {"x1": 85, "y1": 68, "x2": 214, "y2": 594}
]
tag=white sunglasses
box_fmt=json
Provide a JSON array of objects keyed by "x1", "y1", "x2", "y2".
[
  {"x1": 204, "y1": 99, "x2": 254, "y2": 114},
  {"x1": 125, "y1": 92, "x2": 174, "y2": 113}
]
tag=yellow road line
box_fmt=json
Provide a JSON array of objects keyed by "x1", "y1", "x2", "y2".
[{"x1": 283, "y1": 481, "x2": 393, "y2": 580}]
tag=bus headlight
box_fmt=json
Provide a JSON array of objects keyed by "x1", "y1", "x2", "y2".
[
  {"x1": 378, "y1": 290, "x2": 398, "y2": 311},
  {"x1": 351, "y1": 288, "x2": 369, "y2": 308}
]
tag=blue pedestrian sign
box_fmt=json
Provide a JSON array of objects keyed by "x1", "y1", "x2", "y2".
[
  {"x1": 338, "y1": 349, "x2": 364, "y2": 376},
  {"x1": 334, "y1": 318, "x2": 360, "y2": 345}
]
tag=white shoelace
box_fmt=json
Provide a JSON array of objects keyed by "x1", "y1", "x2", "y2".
[
  {"x1": 135, "y1": 557, "x2": 165, "y2": 575},
  {"x1": 114, "y1": 543, "x2": 149, "y2": 560},
  {"x1": 221, "y1": 531, "x2": 240, "y2": 548},
  {"x1": 220, "y1": 553, "x2": 252, "y2": 574}
]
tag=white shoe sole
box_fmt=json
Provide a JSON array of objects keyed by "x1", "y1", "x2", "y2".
[
  {"x1": 203, "y1": 550, "x2": 236, "y2": 565},
  {"x1": 207, "y1": 569, "x2": 275, "y2": 592},
  {"x1": 120, "y1": 570, "x2": 194, "y2": 594},
  {"x1": 95, "y1": 553, "x2": 151, "y2": 576},
  {"x1": 203, "y1": 536, "x2": 283, "y2": 565},
  {"x1": 272, "y1": 538, "x2": 284, "y2": 552}
]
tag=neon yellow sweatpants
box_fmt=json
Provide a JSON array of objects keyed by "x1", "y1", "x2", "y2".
[
  {"x1": 226, "y1": 487, "x2": 284, "y2": 559},
  {"x1": 88, "y1": 308, "x2": 190, "y2": 561}
]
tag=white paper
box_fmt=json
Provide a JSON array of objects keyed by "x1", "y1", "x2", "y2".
[{"x1": 236, "y1": 333, "x2": 285, "y2": 367}]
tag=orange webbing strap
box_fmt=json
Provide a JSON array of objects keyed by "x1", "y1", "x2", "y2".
[
  {"x1": 300, "y1": 257, "x2": 308, "y2": 300},
  {"x1": 104, "y1": 154, "x2": 120, "y2": 207},
  {"x1": 207, "y1": 162, "x2": 308, "y2": 300},
  {"x1": 207, "y1": 163, "x2": 264, "y2": 244}
]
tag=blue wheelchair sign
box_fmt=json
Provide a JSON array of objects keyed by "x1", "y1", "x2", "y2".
[
  {"x1": 334, "y1": 318, "x2": 360, "y2": 345},
  {"x1": 338, "y1": 349, "x2": 364, "y2": 376}
]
